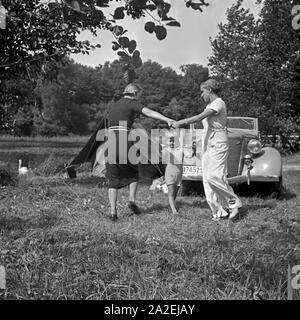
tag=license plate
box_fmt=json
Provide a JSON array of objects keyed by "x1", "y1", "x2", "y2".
[{"x1": 183, "y1": 166, "x2": 202, "y2": 175}]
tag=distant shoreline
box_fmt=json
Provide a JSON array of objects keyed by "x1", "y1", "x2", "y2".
[{"x1": 0, "y1": 135, "x2": 90, "y2": 143}]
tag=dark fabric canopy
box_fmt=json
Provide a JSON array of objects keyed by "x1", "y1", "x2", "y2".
[
  {"x1": 68, "y1": 119, "x2": 106, "y2": 168},
  {"x1": 66, "y1": 119, "x2": 165, "y2": 181}
]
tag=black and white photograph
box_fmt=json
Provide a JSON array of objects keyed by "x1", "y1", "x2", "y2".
[{"x1": 0, "y1": 0, "x2": 299, "y2": 305}]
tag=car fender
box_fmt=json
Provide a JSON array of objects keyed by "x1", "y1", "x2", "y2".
[{"x1": 242, "y1": 147, "x2": 282, "y2": 179}]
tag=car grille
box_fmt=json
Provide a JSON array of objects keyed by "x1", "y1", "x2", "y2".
[{"x1": 227, "y1": 137, "x2": 243, "y2": 177}]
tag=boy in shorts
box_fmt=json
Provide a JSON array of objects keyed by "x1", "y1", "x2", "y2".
[{"x1": 163, "y1": 130, "x2": 184, "y2": 215}]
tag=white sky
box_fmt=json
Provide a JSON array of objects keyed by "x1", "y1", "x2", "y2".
[{"x1": 70, "y1": 0, "x2": 262, "y2": 73}]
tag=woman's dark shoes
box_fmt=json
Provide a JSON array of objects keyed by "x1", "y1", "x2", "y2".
[
  {"x1": 109, "y1": 214, "x2": 118, "y2": 222},
  {"x1": 128, "y1": 201, "x2": 141, "y2": 215}
]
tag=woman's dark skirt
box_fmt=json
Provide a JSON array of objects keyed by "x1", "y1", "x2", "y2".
[
  {"x1": 105, "y1": 128, "x2": 166, "y2": 189},
  {"x1": 105, "y1": 129, "x2": 139, "y2": 189}
]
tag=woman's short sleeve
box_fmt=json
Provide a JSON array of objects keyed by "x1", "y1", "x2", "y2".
[
  {"x1": 130, "y1": 100, "x2": 144, "y2": 114},
  {"x1": 207, "y1": 98, "x2": 225, "y2": 115}
]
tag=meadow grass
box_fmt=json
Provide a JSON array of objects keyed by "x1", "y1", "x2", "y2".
[
  {"x1": 283, "y1": 152, "x2": 300, "y2": 166},
  {"x1": 0, "y1": 160, "x2": 299, "y2": 300}
]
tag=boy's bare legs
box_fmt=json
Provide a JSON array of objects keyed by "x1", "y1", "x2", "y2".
[
  {"x1": 167, "y1": 184, "x2": 179, "y2": 215},
  {"x1": 174, "y1": 185, "x2": 180, "y2": 200},
  {"x1": 108, "y1": 188, "x2": 118, "y2": 221}
]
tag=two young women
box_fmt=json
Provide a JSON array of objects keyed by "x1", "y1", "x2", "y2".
[{"x1": 106, "y1": 79, "x2": 242, "y2": 221}]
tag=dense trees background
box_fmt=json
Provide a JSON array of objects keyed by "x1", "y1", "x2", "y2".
[
  {"x1": 209, "y1": 0, "x2": 300, "y2": 136},
  {"x1": 0, "y1": 0, "x2": 209, "y2": 134},
  {"x1": 0, "y1": 0, "x2": 299, "y2": 140},
  {"x1": 9, "y1": 59, "x2": 209, "y2": 135}
]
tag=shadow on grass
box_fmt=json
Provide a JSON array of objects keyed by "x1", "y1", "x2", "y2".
[
  {"x1": 143, "y1": 203, "x2": 168, "y2": 214},
  {"x1": 176, "y1": 198, "x2": 209, "y2": 210},
  {"x1": 0, "y1": 213, "x2": 60, "y2": 233},
  {"x1": 231, "y1": 202, "x2": 276, "y2": 222},
  {"x1": 181, "y1": 180, "x2": 297, "y2": 201},
  {"x1": 277, "y1": 187, "x2": 297, "y2": 201},
  {"x1": 234, "y1": 183, "x2": 297, "y2": 201},
  {"x1": 67, "y1": 176, "x2": 106, "y2": 188}
]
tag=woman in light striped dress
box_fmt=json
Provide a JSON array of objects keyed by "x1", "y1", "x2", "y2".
[{"x1": 173, "y1": 79, "x2": 242, "y2": 221}]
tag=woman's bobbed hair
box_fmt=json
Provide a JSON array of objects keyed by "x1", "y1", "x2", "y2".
[
  {"x1": 200, "y1": 79, "x2": 221, "y2": 95},
  {"x1": 123, "y1": 83, "x2": 143, "y2": 96}
]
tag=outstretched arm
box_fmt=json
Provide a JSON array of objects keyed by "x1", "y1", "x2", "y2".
[
  {"x1": 141, "y1": 107, "x2": 174, "y2": 127},
  {"x1": 173, "y1": 108, "x2": 216, "y2": 128}
]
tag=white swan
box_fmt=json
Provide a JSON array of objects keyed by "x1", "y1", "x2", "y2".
[{"x1": 18, "y1": 159, "x2": 29, "y2": 175}]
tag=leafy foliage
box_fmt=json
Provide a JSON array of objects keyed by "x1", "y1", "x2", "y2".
[
  {"x1": 0, "y1": 0, "x2": 209, "y2": 76},
  {"x1": 3, "y1": 58, "x2": 208, "y2": 136},
  {"x1": 209, "y1": 0, "x2": 300, "y2": 136},
  {"x1": 0, "y1": 0, "x2": 209, "y2": 131}
]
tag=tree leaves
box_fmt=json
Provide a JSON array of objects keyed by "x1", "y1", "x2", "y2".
[
  {"x1": 112, "y1": 42, "x2": 120, "y2": 51},
  {"x1": 117, "y1": 51, "x2": 130, "y2": 60},
  {"x1": 132, "y1": 50, "x2": 140, "y2": 59},
  {"x1": 166, "y1": 21, "x2": 181, "y2": 27},
  {"x1": 95, "y1": 0, "x2": 109, "y2": 7},
  {"x1": 132, "y1": 57, "x2": 142, "y2": 68},
  {"x1": 112, "y1": 25, "x2": 124, "y2": 36},
  {"x1": 118, "y1": 36, "x2": 130, "y2": 48},
  {"x1": 0, "y1": 0, "x2": 210, "y2": 119},
  {"x1": 154, "y1": 25, "x2": 167, "y2": 40},
  {"x1": 146, "y1": 4, "x2": 157, "y2": 11},
  {"x1": 124, "y1": 68, "x2": 136, "y2": 83},
  {"x1": 70, "y1": 1, "x2": 81, "y2": 12},
  {"x1": 64, "y1": 0, "x2": 86, "y2": 14},
  {"x1": 109, "y1": 24, "x2": 143, "y2": 83},
  {"x1": 128, "y1": 40, "x2": 137, "y2": 54},
  {"x1": 157, "y1": 2, "x2": 171, "y2": 19},
  {"x1": 209, "y1": 0, "x2": 299, "y2": 136},
  {"x1": 113, "y1": 6, "x2": 125, "y2": 20},
  {"x1": 186, "y1": 1, "x2": 209, "y2": 12},
  {"x1": 145, "y1": 21, "x2": 155, "y2": 33},
  {"x1": 145, "y1": 21, "x2": 168, "y2": 40}
]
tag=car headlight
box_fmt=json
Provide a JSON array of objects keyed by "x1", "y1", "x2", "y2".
[{"x1": 248, "y1": 139, "x2": 262, "y2": 154}]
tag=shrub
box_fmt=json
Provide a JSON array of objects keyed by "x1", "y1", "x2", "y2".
[{"x1": 34, "y1": 152, "x2": 73, "y2": 176}]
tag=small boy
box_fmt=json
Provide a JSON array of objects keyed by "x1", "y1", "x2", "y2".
[
  {"x1": 165, "y1": 137, "x2": 183, "y2": 214},
  {"x1": 151, "y1": 130, "x2": 184, "y2": 215}
]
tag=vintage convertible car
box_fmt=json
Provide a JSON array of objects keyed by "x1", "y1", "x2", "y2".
[{"x1": 179, "y1": 117, "x2": 283, "y2": 196}]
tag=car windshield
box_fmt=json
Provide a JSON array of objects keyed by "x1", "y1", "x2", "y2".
[{"x1": 227, "y1": 118, "x2": 256, "y2": 130}]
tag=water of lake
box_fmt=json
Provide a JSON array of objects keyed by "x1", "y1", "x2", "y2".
[{"x1": 0, "y1": 139, "x2": 86, "y2": 171}]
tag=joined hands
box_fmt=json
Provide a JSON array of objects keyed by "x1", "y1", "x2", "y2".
[
  {"x1": 167, "y1": 119, "x2": 185, "y2": 129},
  {"x1": 167, "y1": 119, "x2": 176, "y2": 129}
]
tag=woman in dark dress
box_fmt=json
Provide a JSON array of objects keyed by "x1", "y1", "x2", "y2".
[{"x1": 106, "y1": 83, "x2": 174, "y2": 221}]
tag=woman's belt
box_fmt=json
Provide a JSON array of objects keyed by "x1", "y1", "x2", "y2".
[
  {"x1": 108, "y1": 125, "x2": 130, "y2": 132},
  {"x1": 208, "y1": 127, "x2": 227, "y2": 132}
]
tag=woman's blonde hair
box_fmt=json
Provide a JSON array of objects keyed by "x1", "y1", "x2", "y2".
[
  {"x1": 123, "y1": 83, "x2": 143, "y2": 96},
  {"x1": 200, "y1": 79, "x2": 221, "y2": 94}
]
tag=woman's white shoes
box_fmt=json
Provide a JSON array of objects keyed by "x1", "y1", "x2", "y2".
[
  {"x1": 218, "y1": 207, "x2": 229, "y2": 218},
  {"x1": 211, "y1": 206, "x2": 242, "y2": 221},
  {"x1": 212, "y1": 214, "x2": 220, "y2": 221},
  {"x1": 228, "y1": 199, "x2": 242, "y2": 220},
  {"x1": 212, "y1": 207, "x2": 229, "y2": 221},
  {"x1": 229, "y1": 206, "x2": 240, "y2": 220}
]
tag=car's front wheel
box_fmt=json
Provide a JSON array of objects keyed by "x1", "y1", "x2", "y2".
[{"x1": 269, "y1": 176, "x2": 283, "y2": 198}]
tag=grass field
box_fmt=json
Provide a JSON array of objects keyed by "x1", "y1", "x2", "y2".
[{"x1": 0, "y1": 153, "x2": 299, "y2": 300}]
